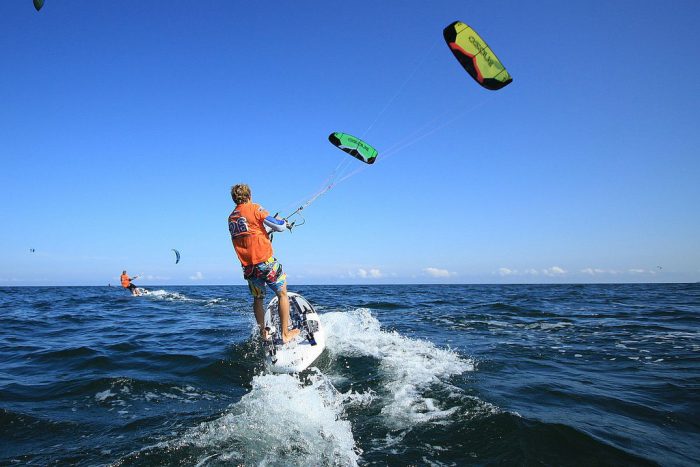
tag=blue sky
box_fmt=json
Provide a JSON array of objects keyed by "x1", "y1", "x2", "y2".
[{"x1": 1, "y1": 0, "x2": 698, "y2": 286}]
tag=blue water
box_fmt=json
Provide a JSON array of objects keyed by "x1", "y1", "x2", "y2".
[{"x1": 1, "y1": 284, "x2": 698, "y2": 465}]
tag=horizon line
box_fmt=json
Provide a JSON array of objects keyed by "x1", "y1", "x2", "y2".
[{"x1": 1, "y1": 282, "x2": 697, "y2": 288}]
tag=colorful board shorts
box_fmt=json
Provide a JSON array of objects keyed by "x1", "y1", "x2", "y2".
[{"x1": 243, "y1": 257, "x2": 286, "y2": 298}]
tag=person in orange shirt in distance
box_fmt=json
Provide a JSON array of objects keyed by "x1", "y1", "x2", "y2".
[{"x1": 120, "y1": 270, "x2": 140, "y2": 296}]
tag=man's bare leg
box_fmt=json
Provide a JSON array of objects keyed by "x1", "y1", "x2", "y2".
[
  {"x1": 253, "y1": 296, "x2": 268, "y2": 340},
  {"x1": 276, "y1": 287, "x2": 300, "y2": 343}
]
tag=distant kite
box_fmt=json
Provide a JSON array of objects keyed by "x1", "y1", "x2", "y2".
[
  {"x1": 172, "y1": 249, "x2": 181, "y2": 264},
  {"x1": 443, "y1": 21, "x2": 513, "y2": 91},
  {"x1": 33, "y1": 0, "x2": 44, "y2": 11},
  {"x1": 29, "y1": 248, "x2": 36, "y2": 253}
]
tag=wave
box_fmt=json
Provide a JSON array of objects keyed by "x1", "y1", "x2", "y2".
[
  {"x1": 114, "y1": 308, "x2": 477, "y2": 466},
  {"x1": 119, "y1": 371, "x2": 361, "y2": 466},
  {"x1": 322, "y1": 308, "x2": 474, "y2": 430},
  {"x1": 144, "y1": 290, "x2": 192, "y2": 301}
]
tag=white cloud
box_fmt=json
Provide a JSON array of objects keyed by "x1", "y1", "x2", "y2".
[
  {"x1": 628, "y1": 268, "x2": 653, "y2": 274},
  {"x1": 498, "y1": 267, "x2": 539, "y2": 276},
  {"x1": 580, "y1": 268, "x2": 655, "y2": 276},
  {"x1": 543, "y1": 266, "x2": 566, "y2": 276},
  {"x1": 189, "y1": 271, "x2": 204, "y2": 281},
  {"x1": 499, "y1": 267, "x2": 566, "y2": 277},
  {"x1": 581, "y1": 268, "x2": 618, "y2": 275},
  {"x1": 423, "y1": 267, "x2": 455, "y2": 278},
  {"x1": 355, "y1": 268, "x2": 383, "y2": 279}
]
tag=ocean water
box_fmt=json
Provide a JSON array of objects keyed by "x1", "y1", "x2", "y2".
[{"x1": 0, "y1": 284, "x2": 698, "y2": 466}]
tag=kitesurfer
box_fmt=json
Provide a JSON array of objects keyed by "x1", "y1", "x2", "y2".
[
  {"x1": 120, "y1": 270, "x2": 141, "y2": 296},
  {"x1": 228, "y1": 184, "x2": 300, "y2": 344}
]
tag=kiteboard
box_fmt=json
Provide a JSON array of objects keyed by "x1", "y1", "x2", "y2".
[
  {"x1": 263, "y1": 292, "x2": 326, "y2": 373},
  {"x1": 134, "y1": 288, "x2": 149, "y2": 296}
]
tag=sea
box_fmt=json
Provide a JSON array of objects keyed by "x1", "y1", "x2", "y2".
[{"x1": 0, "y1": 284, "x2": 698, "y2": 466}]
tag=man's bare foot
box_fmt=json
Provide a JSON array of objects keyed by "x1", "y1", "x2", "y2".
[
  {"x1": 260, "y1": 328, "x2": 270, "y2": 341},
  {"x1": 282, "y1": 328, "x2": 300, "y2": 344}
]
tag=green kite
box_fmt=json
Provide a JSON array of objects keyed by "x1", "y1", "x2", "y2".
[{"x1": 328, "y1": 132, "x2": 378, "y2": 165}]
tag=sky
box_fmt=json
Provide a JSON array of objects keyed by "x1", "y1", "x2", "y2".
[{"x1": 1, "y1": 0, "x2": 699, "y2": 286}]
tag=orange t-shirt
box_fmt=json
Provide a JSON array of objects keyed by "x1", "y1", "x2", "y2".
[
  {"x1": 120, "y1": 274, "x2": 130, "y2": 288},
  {"x1": 228, "y1": 202, "x2": 273, "y2": 266}
]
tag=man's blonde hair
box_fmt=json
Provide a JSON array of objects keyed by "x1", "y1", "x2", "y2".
[{"x1": 231, "y1": 184, "x2": 251, "y2": 204}]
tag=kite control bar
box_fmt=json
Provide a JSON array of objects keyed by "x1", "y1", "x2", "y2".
[
  {"x1": 268, "y1": 212, "x2": 303, "y2": 242},
  {"x1": 271, "y1": 212, "x2": 298, "y2": 232}
]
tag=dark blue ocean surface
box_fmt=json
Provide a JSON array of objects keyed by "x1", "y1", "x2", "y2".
[{"x1": 0, "y1": 284, "x2": 698, "y2": 466}]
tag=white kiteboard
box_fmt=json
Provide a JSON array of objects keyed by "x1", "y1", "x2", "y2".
[{"x1": 263, "y1": 292, "x2": 326, "y2": 373}]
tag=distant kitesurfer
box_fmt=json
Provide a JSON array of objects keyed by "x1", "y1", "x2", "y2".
[
  {"x1": 120, "y1": 270, "x2": 141, "y2": 296},
  {"x1": 228, "y1": 184, "x2": 300, "y2": 344}
]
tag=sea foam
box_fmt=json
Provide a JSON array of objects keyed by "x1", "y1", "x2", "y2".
[
  {"x1": 175, "y1": 371, "x2": 360, "y2": 466},
  {"x1": 322, "y1": 308, "x2": 474, "y2": 429}
]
